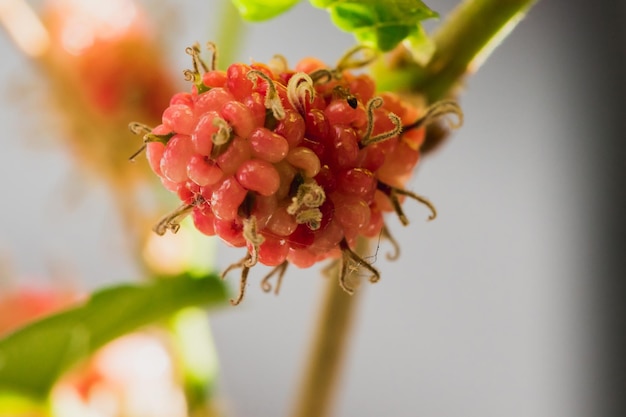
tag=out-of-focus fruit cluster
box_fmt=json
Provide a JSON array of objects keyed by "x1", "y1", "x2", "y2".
[
  {"x1": 134, "y1": 44, "x2": 461, "y2": 302},
  {"x1": 39, "y1": 0, "x2": 177, "y2": 189}
]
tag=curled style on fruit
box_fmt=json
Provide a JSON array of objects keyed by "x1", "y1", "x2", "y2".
[
  {"x1": 287, "y1": 72, "x2": 315, "y2": 115},
  {"x1": 247, "y1": 70, "x2": 286, "y2": 120},
  {"x1": 287, "y1": 181, "x2": 326, "y2": 230},
  {"x1": 360, "y1": 97, "x2": 402, "y2": 147},
  {"x1": 183, "y1": 42, "x2": 218, "y2": 93},
  {"x1": 129, "y1": 43, "x2": 463, "y2": 304},
  {"x1": 221, "y1": 254, "x2": 252, "y2": 306},
  {"x1": 338, "y1": 239, "x2": 380, "y2": 295},
  {"x1": 377, "y1": 181, "x2": 437, "y2": 226},
  {"x1": 261, "y1": 261, "x2": 289, "y2": 295},
  {"x1": 128, "y1": 122, "x2": 174, "y2": 161},
  {"x1": 153, "y1": 203, "x2": 195, "y2": 235},
  {"x1": 309, "y1": 44, "x2": 379, "y2": 83},
  {"x1": 403, "y1": 99, "x2": 463, "y2": 132},
  {"x1": 380, "y1": 224, "x2": 400, "y2": 261}
]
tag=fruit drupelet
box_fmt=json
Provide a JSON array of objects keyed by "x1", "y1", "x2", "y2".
[{"x1": 131, "y1": 43, "x2": 462, "y2": 304}]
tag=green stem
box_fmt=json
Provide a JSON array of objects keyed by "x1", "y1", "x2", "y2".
[
  {"x1": 289, "y1": 239, "x2": 369, "y2": 417},
  {"x1": 376, "y1": 0, "x2": 538, "y2": 102},
  {"x1": 214, "y1": 0, "x2": 247, "y2": 70}
]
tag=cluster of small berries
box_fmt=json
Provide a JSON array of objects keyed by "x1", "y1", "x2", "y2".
[{"x1": 131, "y1": 44, "x2": 461, "y2": 304}]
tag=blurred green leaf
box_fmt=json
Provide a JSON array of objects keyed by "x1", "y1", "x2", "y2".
[
  {"x1": 230, "y1": 0, "x2": 437, "y2": 54},
  {"x1": 0, "y1": 392, "x2": 45, "y2": 415},
  {"x1": 0, "y1": 272, "x2": 228, "y2": 399},
  {"x1": 403, "y1": 25, "x2": 436, "y2": 65},
  {"x1": 231, "y1": 0, "x2": 301, "y2": 21},
  {"x1": 314, "y1": 0, "x2": 438, "y2": 52}
]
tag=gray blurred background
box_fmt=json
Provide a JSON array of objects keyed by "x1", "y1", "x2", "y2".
[{"x1": 1, "y1": 0, "x2": 624, "y2": 416}]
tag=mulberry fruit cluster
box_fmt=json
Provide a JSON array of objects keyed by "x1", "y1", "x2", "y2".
[{"x1": 131, "y1": 44, "x2": 461, "y2": 304}]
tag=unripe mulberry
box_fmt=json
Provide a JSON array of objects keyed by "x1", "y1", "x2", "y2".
[{"x1": 131, "y1": 43, "x2": 462, "y2": 304}]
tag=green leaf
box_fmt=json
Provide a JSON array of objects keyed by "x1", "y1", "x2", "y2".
[
  {"x1": 0, "y1": 272, "x2": 228, "y2": 399},
  {"x1": 231, "y1": 0, "x2": 301, "y2": 21},
  {"x1": 403, "y1": 25, "x2": 436, "y2": 66},
  {"x1": 313, "y1": 0, "x2": 438, "y2": 52}
]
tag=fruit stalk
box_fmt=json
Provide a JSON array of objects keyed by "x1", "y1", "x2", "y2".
[
  {"x1": 289, "y1": 239, "x2": 368, "y2": 417},
  {"x1": 424, "y1": 0, "x2": 538, "y2": 101},
  {"x1": 376, "y1": 0, "x2": 538, "y2": 102}
]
